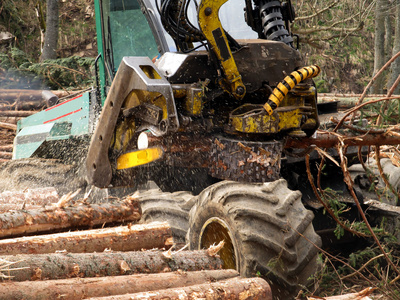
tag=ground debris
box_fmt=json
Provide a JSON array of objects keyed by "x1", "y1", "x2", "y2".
[{"x1": 307, "y1": 287, "x2": 375, "y2": 299}]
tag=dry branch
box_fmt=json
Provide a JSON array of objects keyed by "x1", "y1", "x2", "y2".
[
  {"x1": 308, "y1": 287, "x2": 375, "y2": 299},
  {"x1": 0, "y1": 222, "x2": 171, "y2": 255},
  {"x1": 1, "y1": 249, "x2": 223, "y2": 281},
  {"x1": 0, "y1": 197, "x2": 141, "y2": 239},
  {"x1": 0, "y1": 270, "x2": 239, "y2": 300},
  {"x1": 85, "y1": 277, "x2": 272, "y2": 300}
]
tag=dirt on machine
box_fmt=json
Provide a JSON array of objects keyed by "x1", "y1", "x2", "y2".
[{"x1": 1, "y1": 0, "x2": 400, "y2": 299}]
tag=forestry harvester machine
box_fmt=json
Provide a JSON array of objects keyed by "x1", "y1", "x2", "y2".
[{"x1": 10, "y1": 0, "x2": 358, "y2": 298}]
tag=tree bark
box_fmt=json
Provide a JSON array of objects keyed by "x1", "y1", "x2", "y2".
[
  {"x1": 0, "y1": 204, "x2": 42, "y2": 213},
  {"x1": 285, "y1": 131, "x2": 400, "y2": 149},
  {"x1": 0, "y1": 187, "x2": 58, "y2": 206},
  {"x1": 0, "y1": 145, "x2": 13, "y2": 152},
  {"x1": 0, "y1": 151, "x2": 12, "y2": 159},
  {"x1": 0, "y1": 122, "x2": 17, "y2": 131},
  {"x1": 0, "y1": 222, "x2": 172, "y2": 255},
  {"x1": 0, "y1": 111, "x2": 36, "y2": 118},
  {"x1": 0, "y1": 249, "x2": 223, "y2": 281},
  {"x1": 385, "y1": 10, "x2": 393, "y2": 64},
  {"x1": 389, "y1": 0, "x2": 400, "y2": 93},
  {"x1": 0, "y1": 270, "x2": 239, "y2": 300},
  {"x1": 0, "y1": 197, "x2": 141, "y2": 239},
  {"x1": 372, "y1": 0, "x2": 389, "y2": 93},
  {"x1": 85, "y1": 277, "x2": 272, "y2": 300},
  {"x1": 0, "y1": 89, "x2": 71, "y2": 101},
  {"x1": 41, "y1": 0, "x2": 59, "y2": 61}
]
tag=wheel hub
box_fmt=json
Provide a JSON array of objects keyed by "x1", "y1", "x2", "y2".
[{"x1": 199, "y1": 217, "x2": 238, "y2": 270}]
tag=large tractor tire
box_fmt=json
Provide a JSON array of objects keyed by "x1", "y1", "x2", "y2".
[
  {"x1": 187, "y1": 179, "x2": 321, "y2": 300},
  {"x1": 137, "y1": 188, "x2": 194, "y2": 246},
  {"x1": 0, "y1": 158, "x2": 87, "y2": 196}
]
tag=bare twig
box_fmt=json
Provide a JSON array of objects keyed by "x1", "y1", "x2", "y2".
[
  {"x1": 336, "y1": 139, "x2": 400, "y2": 278},
  {"x1": 305, "y1": 155, "x2": 367, "y2": 238}
]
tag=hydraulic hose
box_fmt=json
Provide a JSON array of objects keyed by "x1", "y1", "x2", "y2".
[
  {"x1": 263, "y1": 65, "x2": 321, "y2": 115},
  {"x1": 257, "y1": 0, "x2": 293, "y2": 46}
]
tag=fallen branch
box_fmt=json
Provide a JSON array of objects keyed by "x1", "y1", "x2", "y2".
[
  {"x1": 308, "y1": 287, "x2": 375, "y2": 300},
  {"x1": 285, "y1": 130, "x2": 400, "y2": 149},
  {"x1": 0, "y1": 270, "x2": 239, "y2": 300},
  {"x1": 85, "y1": 277, "x2": 272, "y2": 300},
  {"x1": 0, "y1": 222, "x2": 172, "y2": 255},
  {"x1": 1, "y1": 249, "x2": 223, "y2": 281}
]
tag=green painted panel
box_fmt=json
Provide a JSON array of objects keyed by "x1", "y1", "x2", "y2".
[
  {"x1": 14, "y1": 92, "x2": 91, "y2": 159},
  {"x1": 17, "y1": 92, "x2": 90, "y2": 136}
]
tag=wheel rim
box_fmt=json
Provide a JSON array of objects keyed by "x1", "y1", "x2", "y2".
[{"x1": 199, "y1": 217, "x2": 238, "y2": 270}]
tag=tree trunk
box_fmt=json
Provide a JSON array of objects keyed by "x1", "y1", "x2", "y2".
[
  {"x1": 0, "y1": 222, "x2": 172, "y2": 255},
  {"x1": 389, "y1": 0, "x2": 400, "y2": 93},
  {"x1": 1, "y1": 249, "x2": 223, "y2": 281},
  {"x1": 0, "y1": 197, "x2": 141, "y2": 239},
  {"x1": 0, "y1": 270, "x2": 239, "y2": 300},
  {"x1": 372, "y1": 0, "x2": 388, "y2": 93},
  {"x1": 41, "y1": 0, "x2": 59, "y2": 61},
  {"x1": 85, "y1": 277, "x2": 272, "y2": 300},
  {"x1": 385, "y1": 10, "x2": 393, "y2": 64}
]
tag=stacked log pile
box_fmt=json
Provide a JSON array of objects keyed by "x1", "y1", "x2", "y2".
[{"x1": 0, "y1": 191, "x2": 272, "y2": 299}]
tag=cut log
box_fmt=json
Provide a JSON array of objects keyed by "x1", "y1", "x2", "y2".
[
  {"x1": 0, "y1": 151, "x2": 12, "y2": 159},
  {"x1": 85, "y1": 277, "x2": 272, "y2": 300},
  {"x1": 0, "y1": 222, "x2": 172, "y2": 255},
  {"x1": 0, "y1": 249, "x2": 222, "y2": 281},
  {"x1": 0, "y1": 89, "x2": 71, "y2": 102},
  {"x1": 0, "y1": 204, "x2": 42, "y2": 213},
  {"x1": 0, "y1": 196, "x2": 141, "y2": 239},
  {"x1": 0, "y1": 270, "x2": 239, "y2": 300},
  {"x1": 0, "y1": 103, "x2": 41, "y2": 111},
  {"x1": 0, "y1": 122, "x2": 17, "y2": 131},
  {"x1": 0, "y1": 145, "x2": 13, "y2": 152},
  {"x1": 0, "y1": 187, "x2": 58, "y2": 206},
  {"x1": 0, "y1": 111, "x2": 36, "y2": 118}
]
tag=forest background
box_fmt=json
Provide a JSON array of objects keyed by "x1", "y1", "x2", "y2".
[{"x1": 0, "y1": 0, "x2": 398, "y2": 95}]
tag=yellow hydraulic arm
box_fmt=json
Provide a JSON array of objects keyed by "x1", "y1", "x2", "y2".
[{"x1": 198, "y1": 0, "x2": 246, "y2": 100}]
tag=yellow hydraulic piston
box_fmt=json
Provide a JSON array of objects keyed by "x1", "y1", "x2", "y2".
[
  {"x1": 198, "y1": 0, "x2": 246, "y2": 100},
  {"x1": 264, "y1": 65, "x2": 321, "y2": 115}
]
